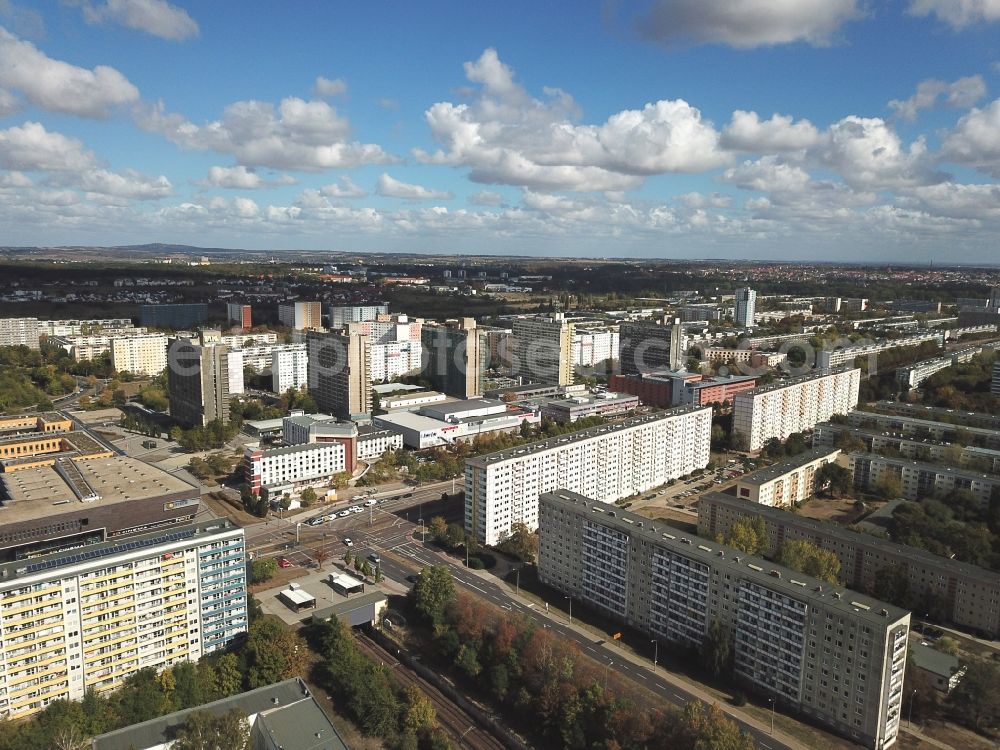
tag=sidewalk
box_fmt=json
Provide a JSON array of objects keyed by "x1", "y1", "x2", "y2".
[
  {"x1": 899, "y1": 725, "x2": 954, "y2": 749},
  {"x1": 419, "y1": 538, "x2": 811, "y2": 750}
]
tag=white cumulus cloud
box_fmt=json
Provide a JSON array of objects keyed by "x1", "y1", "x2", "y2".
[
  {"x1": 889, "y1": 75, "x2": 987, "y2": 120},
  {"x1": 0, "y1": 27, "x2": 140, "y2": 118},
  {"x1": 0, "y1": 121, "x2": 96, "y2": 171},
  {"x1": 136, "y1": 96, "x2": 394, "y2": 171},
  {"x1": 376, "y1": 173, "x2": 453, "y2": 201},
  {"x1": 314, "y1": 76, "x2": 347, "y2": 98},
  {"x1": 320, "y1": 176, "x2": 366, "y2": 198},
  {"x1": 469, "y1": 190, "x2": 503, "y2": 206},
  {"x1": 721, "y1": 110, "x2": 822, "y2": 152},
  {"x1": 198, "y1": 165, "x2": 295, "y2": 189},
  {"x1": 77, "y1": 168, "x2": 171, "y2": 199},
  {"x1": 81, "y1": 0, "x2": 199, "y2": 41},
  {"x1": 630, "y1": 0, "x2": 863, "y2": 49},
  {"x1": 941, "y1": 98, "x2": 1000, "y2": 176},
  {"x1": 415, "y1": 48, "x2": 727, "y2": 193},
  {"x1": 908, "y1": 0, "x2": 1000, "y2": 29}
]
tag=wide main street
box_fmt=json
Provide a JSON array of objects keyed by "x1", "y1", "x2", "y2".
[{"x1": 243, "y1": 483, "x2": 798, "y2": 750}]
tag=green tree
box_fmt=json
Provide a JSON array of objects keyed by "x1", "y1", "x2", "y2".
[
  {"x1": 250, "y1": 558, "x2": 278, "y2": 584},
  {"x1": 172, "y1": 709, "x2": 251, "y2": 750},
  {"x1": 496, "y1": 522, "x2": 539, "y2": 562},
  {"x1": 215, "y1": 653, "x2": 243, "y2": 697},
  {"x1": 776, "y1": 540, "x2": 841, "y2": 584},
  {"x1": 245, "y1": 619, "x2": 309, "y2": 688},
  {"x1": 408, "y1": 565, "x2": 456, "y2": 627},
  {"x1": 722, "y1": 516, "x2": 768, "y2": 555},
  {"x1": 947, "y1": 658, "x2": 1000, "y2": 733},
  {"x1": 700, "y1": 620, "x2": 732, "y2": 677},
  {"x1": 402, "y1": 684, "x2": 437, "y2": 734},
  {"x1": 815, "y1": 463, "x2": 852, "y2": 498},
  {"x1": 300, "y1": 487, "x2": 317, "y2": 507},
  {"x1": 172, "y1": 661, "x2": 202, "y2": 710},
  {"x1": 934, "y1": 636, "x2": 960, "y2": 656}
]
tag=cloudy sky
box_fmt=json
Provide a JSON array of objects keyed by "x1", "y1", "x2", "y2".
[{"x1": 3, "y1": 1, "x2": 1000, "y2": 262}]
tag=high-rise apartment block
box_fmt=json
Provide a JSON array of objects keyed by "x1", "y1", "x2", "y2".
[
  {"x1": 618, "y1": 315, "x2": 685, "y2": 375},
  {"x1": 733, "y1": 368, "x2": 861, "y2": 452},
  {"x1": 0, "y1": 317, "x2": 40, "y2": 349},
  {"x1": 422, "y1": 318, "x2": 485, "y2": 398},
  {"x1": 0, "y1": 520, "x2": 247, "y2": 719},
  {"x1": 992, "y1": 361, "x2": 1000, "y2": 396},
  {"x1": 539, "y1": 490, "x2": 909, "y2": 750},
  {"x1": 139, "y1": 304, "x2": 208, "y2": 329},
  {"x1": 512, "y1": 313, "x2": 574, "y2": 385},
  {"x1": 272, "y1": 344, "x2": 309, "y2": 393},
  {"x1": 328, "y1": 303, "x2": 388, "y2": 328},
  {"x1": 698, "y1": 492, "x2": 1000, "y2": 637},
  {"x1": 166, "y1": 339, "x2": 231, "y2": 427},
  {"x1": 465, "y1": 406, "x2": 712, "y2": 545},
  {"x1": 110, "y1": 333, "x2": 168, "y2": 377},
  {"x1": 278, "y1": 301, "x2": 323, "y2": 331},
  {"x1": 226, "y1": 303, "x2": 252, "y2": 329},
  {"x1": 306, "y1": 326, "x2": 371, "y2": 421},
  {"x1": 734, "y1": 287, "x2": 757, "y2": 327}
]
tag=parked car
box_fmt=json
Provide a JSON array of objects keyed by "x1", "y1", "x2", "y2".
[
  {"x1": 338, "y1": 509, "x2": 351, "y2": 517},
  {"x1": 277, "y1": 558, "x2": 292, "y2": 568},
  {"x1": 368, "y1": 553, "x2": 382, "y2": 566},
  {"x1": 343, "y1": 538, "x2": 353, "y2": 547},
  {"x1": 351, "y1": 506, "x2": 364, "y2": 514},
  {"x1": 307, "y1": 516, "x2": 325, "y2": 526}
]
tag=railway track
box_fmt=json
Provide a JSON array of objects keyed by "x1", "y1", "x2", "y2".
[{"x1": 353, "y1": 631, "x2": 508, "y2": 750}]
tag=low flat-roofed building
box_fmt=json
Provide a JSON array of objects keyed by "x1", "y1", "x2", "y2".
[
  {"x1": 93, "y1": 677, "x2": 347, "y2": 750},
  {"x1": 0, "y1": 429, "x2": 114, "y2": 472},
  {"x1": 910, "y1": 643, "x2": 965, "y2": 694},
  {"x1": 374, "y1": 399, "x2": 539, "y2": 449},
  {"x1": 735, "y1": 447, "x2": 841, "y2": 507},
  {"x1": 242, "y1": 416, "x2": 286, "y2": 440},
  {"x1": 280, "y1": 584, "x2": 317, "y2": 612},
  {"x1": 0, "y1": 455, "x2": 201, "y2": 561},
  {"x1": 539, "y1": 391, "x2": 639, "y2": 422},
  {"x1": 357, "y1": 424, "x2": 403, "y2": 460},
  {"x1": 679, "y1": 374, "x2": 758, "y2": 407},
  {"x1": 314, "y1": 590, "x2": 388, "y2": 627},
  {"x1": 0, "y1": 412, "x2": 72, "y2": 435},
  {"x1": 380, "y1": 390, "x2": 448, "y2": 410}
]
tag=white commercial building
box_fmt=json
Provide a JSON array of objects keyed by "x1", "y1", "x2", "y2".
[
  {"x1": 38, "y1": 319, "x2": 134, "y2": 337},
  {"x1": 243, "y1": 442, "x2": 347, "y2": 496},
  {"x1": 226, "y1": 349, "x2": 244, "y2": 395},
  {"x1": 272, "y1": 344, "x2": 309, "y2": 392},
  {"x1": 0, "y1": 520, "x2": 247, "y2": 720},
  {"x1": 110, "y1": 333, "x2": 169, "y2": 377},
  {"x1": 375, "y1": 398, "x2": 540, "y2": 450},
  {"x1": 733, "y1": 368, "x2": 861, "y2": 452},
  {"x1": 465, "y1": 405, "x2": 712, "y2": 545},
  {"x1": 357, "y1": 425, "x2": 403, "y2": 460}
]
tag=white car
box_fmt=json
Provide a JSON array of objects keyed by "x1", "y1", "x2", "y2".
[
  {"x1": 338, "y1": 509, "x2": 351, "y2": 518},
  {"x1": 343, "y1": 537, "x2": 353, "y2": 547},
  {"x1": 351, "y1": 506, "x2": 365, "y2": 514},
  {"x1": 365, "y1": 498, "x2": 377, "y2": 506}
]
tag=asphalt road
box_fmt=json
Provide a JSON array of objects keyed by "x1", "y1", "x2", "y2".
[{"x1": 256, "y1": 490, "x2": 791, "y2": 750}]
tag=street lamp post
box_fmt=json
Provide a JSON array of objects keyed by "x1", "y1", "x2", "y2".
[
  {"x1": 604, "y1": 659, "x2": 612, "y2": 691},
  {"x1": 651, "y1": 639, "x2": 658, "y2": 671},
  {"x1": 515, "y1": 567, "x2": 521, "y2": 597},
  {"x1": 908, "y1": 689, "x2": 918, "y2": 727},
  {"x1": 295, "y1": 523, "x2": 301, "y2": 545},
  {"x1": 564, "y1": 595, "x2": 572, "y2": 623},
  {"x1": 768, "y1": 698, "x2": 775, "y2": 734}
]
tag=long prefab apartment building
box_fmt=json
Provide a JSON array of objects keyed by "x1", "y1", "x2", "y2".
[
  {"x1": 538, "y1": 490, "x2": 909, "y2": 750},
  {"x1": 464, "y1": 406, "x2": 712, "y2": 546},
  {"x1": 0, "y1": 519, "x2": 247, "y2": 719}
]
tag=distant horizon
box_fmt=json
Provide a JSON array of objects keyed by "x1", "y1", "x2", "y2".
[
  {"x1": 5, "y1": 242, "x2": 1000, "y2": 270},
  {"x1": 3, "y1": 4, "x2": 1000, "y2": 260}
]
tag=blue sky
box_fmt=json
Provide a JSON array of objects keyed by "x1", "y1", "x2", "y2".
[{"x1": 3, "y1": 1, "x2": 1000, "y2": 262}]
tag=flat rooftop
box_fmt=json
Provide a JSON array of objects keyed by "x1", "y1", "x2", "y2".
[
  {"x1": 739, "y1": 447, "x2": 840, "y2": 487},
  {"x1": 700, "y1": 491, "x2": 1000, "y2": 586},
  {"x1": 544, "y1": 489, "x2": 909, "y2": 626},
  {"x1": 375, "y1": 411, "x2": 448, "y2": 432},
  {"x1": 849, "y1": 452, "x2": 999, "y2": 483},
  {"x1": 467, "y1": 405, "x2": 710, "y2": 467},
  {"x1": 736, "y1": 367, "x2": 858, "y2": 398},
  {"x1": 0, "y1": 456, "x2": 196, "y2": 523},
  {"x1": 0, "y1": 518, "x2": 239, "y2": 584},
  {"x1": 422, "y1": 398, "x2": 505, "y2": 417}
]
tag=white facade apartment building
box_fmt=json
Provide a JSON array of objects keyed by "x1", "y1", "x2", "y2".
[
  {"x1": 735, "y1": 447, "x2": 841, "y2": 507},
  {"x1": 538, "y1": 490, "x2": 909, "y2": 750},
  {"x1": 219, "y1": 332, "x2": 278, "y2": 349},
  {"x1": 572, "y1": 330, "x2": 620, "y2": 367},
  {"x1": 816, "y1": 332, "x2": 943, "y2": 369},
  {"x1": 329, "y1": 303, "x2": 388, "y2": 328},
  {"x1": 110, "y1": 334, "x2": 169, "y2": 377},
  {"x1": 369, "y1": 340, "x2": 422, "y2": 382},
  {"x1": 357, "y1": 425, "x2": 404, "y2": 460},
  {"x1": 272, "y1": 345, "x2": 309, "y2": 392},
  {"x1": 0, "y1": 521, "x2": 247, "y2": 720},
  {"x1": 226, "y1": 349, "x2": 245, "y2": 395},
  {"x1": 992, "y1": 361, "x2": 1000, "y2": 396},
  {"x1": 0, "y1": 317, "x2": 40, "y2": 349},
  {"x1": 465, "y1": 406, "x2": 712, "y2": 545},
  {"x1": 733, "y1": 368, "x2": 861, "y2": 452},
  {"x1": 243, "y1": 442, "x2": 347, "y2": 496}
]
